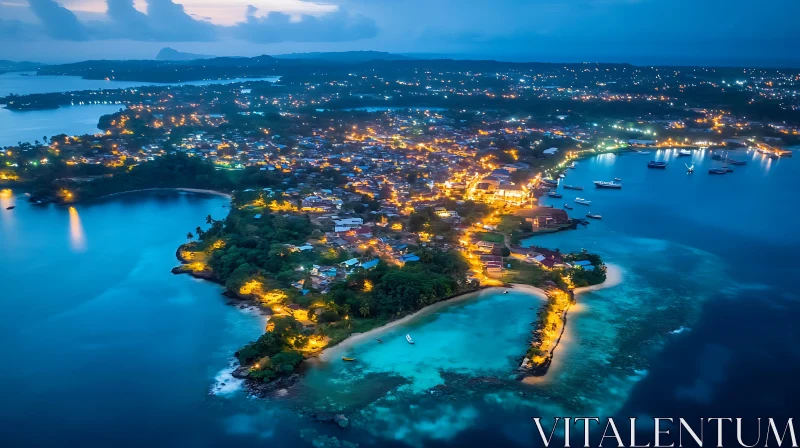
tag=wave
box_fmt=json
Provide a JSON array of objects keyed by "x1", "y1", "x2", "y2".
[{"x1": 210, "y1": 359, "x2": 245, "y2": 396}]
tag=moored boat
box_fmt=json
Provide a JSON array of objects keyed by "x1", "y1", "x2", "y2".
[
  {"x1": 575, "y1": 198, "x2": 591, "y2": 205},
  {"x1": 547, "y1": 192, "x2": 563, "y2": 198},
  {"x1": 729, "y1": 159, "x2": 747, "y2": 165},
  {"x1": 563, "y1": 204, "x2": 574, "y2": 210},
  {"x1": 647, "y1": 161, "x2": 668, "y2": 169},
  {"x1": 5, "y1": 206, "x2": 14, "y2": 210},
  {"x1": 342, "y1": 357, "x2": 356, "y2": 361},
  {"x1": 594, "y1": 181, "x2": 622, "y2": 189},
  {"x1": 586, "y1": 213, "x2": 602, "y2": 219},
  {"x1": 614, "y1": 178, "x2": 622, "y2": 182},
  {"x1": 708, "y1": 168, "x2": 728, "y2": 174},
  {"x1": 563, "y1": 185, "x2": 583, "y2": 190},
  {"x1": 678, "y1": 149, "x2": 692, "y2": 156},
  {"x1": 406, "y1": 334, "x2": 415, "y2": 344}
]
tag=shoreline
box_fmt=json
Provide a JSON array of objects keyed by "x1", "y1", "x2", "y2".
[
  {"x1": 94, "y1": 187, "x2": 232, "y2": 201},
  {"x1": 317, "y1": 286, "x2": 504, "y2": 361},
  {"x1": 521, "y1": 262, "x2": 623, "y2": 385},
  {"x1": 317, "y1": 284, "x2": 550, "y2": 362}
]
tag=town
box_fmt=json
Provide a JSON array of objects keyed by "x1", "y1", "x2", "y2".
[{"x1": 1, "y1": 58, "x2": 798, "y2": 388}]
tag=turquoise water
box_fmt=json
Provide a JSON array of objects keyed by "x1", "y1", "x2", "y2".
[{"x1": 1, "y1": 147, "x2": 798, "y2": 447}]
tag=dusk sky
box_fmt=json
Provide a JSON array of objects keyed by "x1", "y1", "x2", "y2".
[{"x1": 1, "y1": 0, "x2": 799, "y2": 65}]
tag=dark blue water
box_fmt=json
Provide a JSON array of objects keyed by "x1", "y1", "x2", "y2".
[{"x1": 0, "y1": 147, "x2": 798, "y2": 447}]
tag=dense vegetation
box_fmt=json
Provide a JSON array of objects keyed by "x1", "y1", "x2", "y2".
[{"x1": 28, "y1": 153, "x2": 238, "y2": 203}]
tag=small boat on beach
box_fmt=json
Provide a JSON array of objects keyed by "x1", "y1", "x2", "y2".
[
  {"x1": 547, "y1": 192, "x2": 563, "y2": 198},
  {"x1": 575, "y1": 198, "x2": 592, "y2": 206},
  {"x1": 647, "y1": 161, "x2": 668, "y2": 169},
  {"x1": 563, "y1": 185, "x2": 583, "y2": 190},
  {"x1": 342, "y1": 357, "x2": 356, "y2": 362},
  {"x1": 564, "y1": 204, "x2": 574, "y2": 210},
  {"x1": 594, "y1": 181, "x2": 622, "y2": 189},
  {"x1": 586, "y1": 213, "x2": 602, "y2": 219},
  {"x1": 406, "y1": 334, "x2": 415, "y2": 344}
]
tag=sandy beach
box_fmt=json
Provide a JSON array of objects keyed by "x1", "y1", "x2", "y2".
[
  {"x1": 522, "y1": 262, "x2": 624, "y2": 385},
  {"x1": 574, "y1": 262, "x2": 623, "y2": 295},
  {"x1": 318, "y1": 286, "x2": 547, "y2": 361}
]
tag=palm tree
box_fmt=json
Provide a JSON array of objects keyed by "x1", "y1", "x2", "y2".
[
  {"x1": 195, "y1": 227, "x2": 204, "y2": 238},
  {"x1": 205, "y1": 214, "x2": 213, "y2": 225},
  {"x1": 186, "y1": 232, "x2": 194, "y2": 241},
  {"x1": 359, "y1": 304, "x2": 370, "y2": 317}
]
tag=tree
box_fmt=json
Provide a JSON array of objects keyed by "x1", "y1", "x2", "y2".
[
  {"x1": 206, "y1": 214, "x2": 213, "y2": 225},
  {"x1": 359, "y1": 303, "x2": 370, "y2": 317},
  {"x1": 186, "y1": 232, "x2": 194, "y2": 241},
  {"x1": 195, "y1": 226, "x2": 205, "y2": 238}
]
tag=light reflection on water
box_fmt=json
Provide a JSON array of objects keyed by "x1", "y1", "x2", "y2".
[{"x1": 68, "y1": 206, "x2": 86, "y2": 252}]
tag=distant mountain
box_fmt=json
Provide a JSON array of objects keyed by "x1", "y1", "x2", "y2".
[
  {"x1": 0, "y1": 60, "x2": 45, "y2": 74},
  {"x1": 273, "y1": 51, "x2": 411, "y2": 63},
  {"x1": 155, "y1": 47, "x2": 214, "y2": 61}
]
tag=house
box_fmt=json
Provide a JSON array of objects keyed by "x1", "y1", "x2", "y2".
[
  {"x1": 340, "y1": 258, "x2": 360, "y2": 270},
  {"x1": 397, "y1": 253, "x2": 420, "y2": 265},
  {"x1": 360, "y1": 259, "x2": 380, "y2": 270}
]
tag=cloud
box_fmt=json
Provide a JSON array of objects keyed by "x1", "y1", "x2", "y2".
[
  {"x1": 27, "y1": 0, "x2": 88, "y2": 40},
  {"x1": 233, "y1": 6, "x2": 377, "y2": 43},
  {"x1": 8, "y1": 0, "x2": 376, "y2": 44}
]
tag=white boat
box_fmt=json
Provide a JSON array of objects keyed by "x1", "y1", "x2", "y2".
[
  {"x1": 593, "y1": 181, "x2": 622, "y2": 189},
  {"x1": 678, "y1": 149, "x2": 692, "y2": 156},
  {"x1": 575, "y1": 198, "x2": 592, "y2": 205},
  {"x1": 586, "y1": 213, "x2": 602, "y2": 219},
  {"x1": 406, "y1": 334, "x2": 414, "y2": 344}
]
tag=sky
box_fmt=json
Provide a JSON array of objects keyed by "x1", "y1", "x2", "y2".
[{"x1": 1, "y1": 0, "x2": 799, "y2": 66}]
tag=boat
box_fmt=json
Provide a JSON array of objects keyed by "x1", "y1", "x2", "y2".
[
  {"x1": 575, "y1": 198, "x2": 592, "y2": 205},
  {"x1": 547, "y1": 192, "x2": 563, "y2": 198},
  {"x1": 647, "y1": 161, "x2": 668, "y2": 169},
  {"x1": 678, "y1": 149, "x2": 692, "y2": 156},
  {"x1": 5, "y1": 206, "x2": 14, "y2": 210},
  {"x1": 563, "y1": 204, "x2": 574, "y2": 210},
  {"x1": 769, "y1": 154, "x2": 780, "y2": 160},
  {"x1": 568, "y1": 162, "x2": 577, "y2": 169},
  {"x1": 342, "y1": 357, "x2": 356, "y2": 362},
  {"x1": 686, "y1": 163, "x2": 695, "y2": 173},
  {"x1": 708, "y1": 168, "x2": 728, "y2": 175},
  {"x1": 558, "y1": 174, "x2": 566, "y2": 179},
  {"x1": 729, "y1": 159, "x2": 747, "y2": 166},
  {"x1": 593, "y1": 181, "x2": 622, "y2": 189},
  {"x1": 540, "y1": 178, "x2": 558, "y2": 185},
  {"x1": 504, "y1": 290, "x2": 509, "y2": 294},
  {"x1": 613, "y1": 178, "x2": 622, "y2": 182},
  {"x1": 406, "y1": 334, "x2": 415, "y2": 344},
  {"x1": 586, "y1": 213, "x2": 602, "y2": 219},
  {"x1": 563, "y1": 185, "x2": 583, "y2": 190},
  {"x1": 376, "y1": 339, "x2": 383, "y2": 343},
  {"x1": 636, "y1": 150, "x2": 651, "y2": 154}
]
